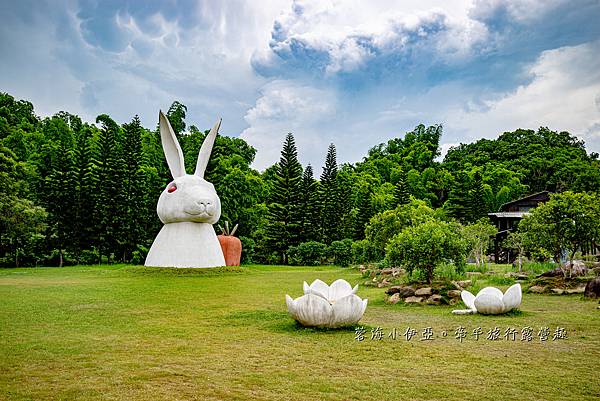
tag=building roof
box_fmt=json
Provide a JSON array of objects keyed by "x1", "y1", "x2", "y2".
[
  {"x1": 498, "y1": 190, "x2": 550, "y2": 212},
  {"x1": 488, "y1": 212, "x2": 529, "y2": 218}
]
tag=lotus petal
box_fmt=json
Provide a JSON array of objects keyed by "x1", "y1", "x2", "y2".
[
  {"x1": 302, "y1": 281, "x2": 310, "y2": 294},
  {"x1": 474, "y1": 292, "x2": 505, "y2": 314},
  {"x1": 502, "y1": 283, "x2": 522, "y2": 312},
  {"x1": 328, "y1": 279, "x2": 353, "y2": 302},
  {"x1": 352, "y1": 284, "x2": 359, "y2": 294},
  {"x1": 289, "y1": 294, "x2": 332, "y2": 327},
  {"x1": 285, "y1": 294, "x2": 295, "y2": 315},
  {"x1": 477, "y1": 287, "x2": 504, "y2": 299},
  {"x1": 306, "y1": 279, "x2": 329, "y2": 300},
  {"x1": 360, "y1": 298, "x2": 368, "y2": 316},
  {"x1": 461, "y1": 290, "x2": 476, "y2": 310},
  {"x1": 330, "y1": 294, "x2": 366, "y2": 327}
]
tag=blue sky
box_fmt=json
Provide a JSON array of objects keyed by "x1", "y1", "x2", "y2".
[{"x1": 1, "y1": 0, "x2": 599, "y2": 171}]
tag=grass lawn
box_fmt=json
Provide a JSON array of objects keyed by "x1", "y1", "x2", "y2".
[{"x1": 1, "y1": 264, "x2": 599, "y2": 401}]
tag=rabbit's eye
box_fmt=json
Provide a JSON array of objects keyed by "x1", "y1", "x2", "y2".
[{"x1": 168, "y1": 185, "x2": 177, "y2": 193}]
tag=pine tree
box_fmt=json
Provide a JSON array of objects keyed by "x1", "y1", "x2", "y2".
[
  {"x1": 393, "y1": 167, "x2": 410, "y2": 206},
  {"x1": 353, "y1": 184, "x2": 373, "y2": 240},
  {"x1": 44, "y1": 136, "x2": 77, "y2": 266},
  {"x1": 94, "y1": 114, "x2": 127, "y2": 262},
  {"x1": 469, "y1": 170, "x2": 487, "y2": 221},
  {"x1": 71, "y1": 124, "x2": 96, "y2": 261},
  {"x1": 300, "y1": 165, "x2": 321, "y2": 242},
  {"x1": 120, "y1": 116, "x2": 145, "y2": 261},
  {"x1": 319, "y1": 143, "x2": 342, "y2": 243},
  {"x1": 265, "y1": 133, "x2": 304, "y2": 263},
  {"x1": 444, "y1": 170, "x2": 472, "y2": 223}
]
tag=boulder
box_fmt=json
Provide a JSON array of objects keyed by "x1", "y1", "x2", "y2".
[
  {"x1": 552, "y1": 288, "x2": 564, "y2": 295},
  {"x1": 415, "y1": 287, "x2": 433, "y2": 296},
  {"x1": 539, "y1": 261, "x2": 588, "y2": 278},
  {"x1": 404, "y1": 296, "x2": 424, "y2": 304},
  {"x1": 447, "y1": 290, "x2": 462, "y2": 298},
  {"x1": 386, "y1": 286, "x2": 415, "y2": 298},
  {"x1": 454, "y1": 280, "x2": 472, "y2": 289},
  {"x1": 380, "y1": 268, "x2": 394, "y2": 275},
  {"x1": 388, "y1": 293, "x2": 401, "y2": 304},
  {"x1": 528, "y1": 285, "x2": 546, "y2": 294},
  {"x1": 427, "y1": 294, "x2": 442, "y2": 304},
  {"x1": 565, "y1": 286, "x2": 585, "y2": 295},
  {"x1": 584, "y1": 277, "x2": 600, "y2": 299}
]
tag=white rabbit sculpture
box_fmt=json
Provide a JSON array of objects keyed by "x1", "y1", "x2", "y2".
[{"x1": 145, "y1": 111, "x2": 226, "y2": 268}]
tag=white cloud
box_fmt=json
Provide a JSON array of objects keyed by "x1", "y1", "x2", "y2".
[{"x1": 445, "y1": 40, "x2": 600, "y2": 152}]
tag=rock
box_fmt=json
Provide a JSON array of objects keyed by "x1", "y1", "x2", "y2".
[
  {"x1": 427, "y1": 294, "x2": 442, "y2": 304},
  {"x1": 516, "y1": 274, "x2": 529, "y2": 280},
  {"x1": 404, "y1": 296, "x2": 424, "y2": 304},
  {"x1": 454, "y1": 280, "x2": 472, "y2": 289},
  {"x1": 539, "y1": 261, "x2": 588, "y2": 278},
  {"x1": 447, "y1": 290, "x2": 462, "y2": 298},
  {"x1": 551, "y1": 288, "x2": 564, "y2": 295},
  {"x1": 388, "y1": 293, "x2": 401, "y2": 304},
  {"x1": 565, "y1": 286, "x2": 585, "y2": 295},
  {"x1": 377, "y1": 279, "x2": 392, "y2": 288},
  {"x1": 358, "y1": 264, "x2": 366, "y2": 271},
  {"x1": 449, "y1": 298, "x2": 460, "y2": 306},
  {"x1": 415, "y1": 287, "x2": 433, "y2": 296},
  {"x1": 584, "y1": 277, "x2": 600, "y2": 299},
  {"x1": 386, "y1": 286, "x2": 415, "y2": 298},
  {"x1": 380, "y1": 268, "x2": 393, "y2": 275},
  {"x1": 529, "y1": 285, "x2": 546, "y2": 294},
  {"x1": 466, "y1": 272, "x2": 482, "y2": 277},
  {"x1": 452, "y1": 309, "x2": 475, "y2": 315}
]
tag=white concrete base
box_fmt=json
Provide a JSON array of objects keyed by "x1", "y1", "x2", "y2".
[{"x1": 145, "y1": 222, "x2": 225, "y2": 268}]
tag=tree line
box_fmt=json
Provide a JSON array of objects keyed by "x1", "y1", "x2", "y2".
[{"x1": 1, "y1": 92, "x2": 599, "y2": 267}]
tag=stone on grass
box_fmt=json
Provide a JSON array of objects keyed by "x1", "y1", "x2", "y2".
[
  {"x1": 386, "y1": 286, "x2": 415, "y2": 298},
  {"x1": 466, "y1": 272, "x2": 482, "y2": 277},
  {"x1": 584, "y1": 277, "x2": 600, "y2": 299},
  {"x1": 405, "y1": 296, "x2": 424, "y2": 304},
  {"x1": 552, "y1": 288, "x2": 564, "y2": 295},
  {"x1": 565, "y1": 286, "x2": 585, "y2": 295},
  {"x1": 447, "y1": 290, "x2": 462, "y2": 298},
  {"x1": 388, "y1": 293, "x2": 401, "y2": 304},
  {"x1": 454, "y1": 280, "x2": 472, "y2": 289},
  {"x1": 427, "y1": 294, "x2": 442, "y2": 304},
  {"x1": 529, "y1": 285, "x2": 546, "y2": 294},
  {"x1": 415, "y1": 287, "x2": 433, "y2": 296}
]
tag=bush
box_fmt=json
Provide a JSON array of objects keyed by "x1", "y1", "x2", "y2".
[
  {"x1": 386, "y1": 219, "x2": 467, "y2": 283},
  {"x1": 329, "y1": 239, "x2": 353, "y2": 267},
  {"x1": 351, "y1": 239, "x2": 377, "y2": 264},
  {"x1": 288, "y1": 241, "x2": 328, "y2": 266},
  {"x1": 239, "y1": 236, "x2": 255, "y2": 264}
]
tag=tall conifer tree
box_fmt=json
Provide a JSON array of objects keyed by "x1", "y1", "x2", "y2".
[
  {"x1": 265, "y1": 133, "x2": 303, "y2": 263},
  {"x1": 320, "y1": 143, "x2": 342, "y2": 243}
]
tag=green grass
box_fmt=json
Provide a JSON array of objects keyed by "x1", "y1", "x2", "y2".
[{"x1": 1, "y1": 264, "x2": 599, "y2": 401}]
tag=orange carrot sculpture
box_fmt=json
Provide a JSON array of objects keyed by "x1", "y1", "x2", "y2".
[{"x1": 217, "y1": 221, "x2": 242, "y2": 266}]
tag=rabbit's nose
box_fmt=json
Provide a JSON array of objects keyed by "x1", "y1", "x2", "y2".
[{"x1": 196, "y1": 199, "x2": 213, "y2": 210}]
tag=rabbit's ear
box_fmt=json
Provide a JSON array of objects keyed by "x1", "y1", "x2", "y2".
[
  {"x1": 195, "y1": 118, "x2": 221, "y2": 178},
  {"x1": 159, "y1": 110, "x2": 186, "y2": 178}
]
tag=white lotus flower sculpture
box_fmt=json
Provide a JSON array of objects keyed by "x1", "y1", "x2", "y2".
[
  {"x1": 457, "y1": 284, "x2": 522, "y2": 315},
  {"x1": 285, "y1": 279, "x2": 368, "y2": 328}
]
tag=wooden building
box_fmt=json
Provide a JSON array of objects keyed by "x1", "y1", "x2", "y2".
[{"x1": 488, "y1": 191, "x2": 550, "y2": 263}]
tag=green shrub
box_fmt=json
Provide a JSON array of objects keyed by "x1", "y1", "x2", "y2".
[
  {"x1": 239, "y1": 236, "x2": 255, "y2": 264},
  {"x1": 329, "y1": 239, "x2": 353, "y2": 267},
  {"x1": 351, "y1": 239, "x2": 378, "y2": 264},
  {"x1": 288, "y1": 241, "x2": 328, "y2": 266}
]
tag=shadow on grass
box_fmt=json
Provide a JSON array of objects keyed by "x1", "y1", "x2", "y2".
[{"x1": 225, "y1": 309, "x2": 366, "y2": 335}]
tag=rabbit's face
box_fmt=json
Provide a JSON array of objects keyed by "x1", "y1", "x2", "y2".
[
  {"x1": 157, "y1": 175, "x2": 221, "y2": 224},
  {"x1": 156, "y1": 110, "x2": 223, "y2": 226}
]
